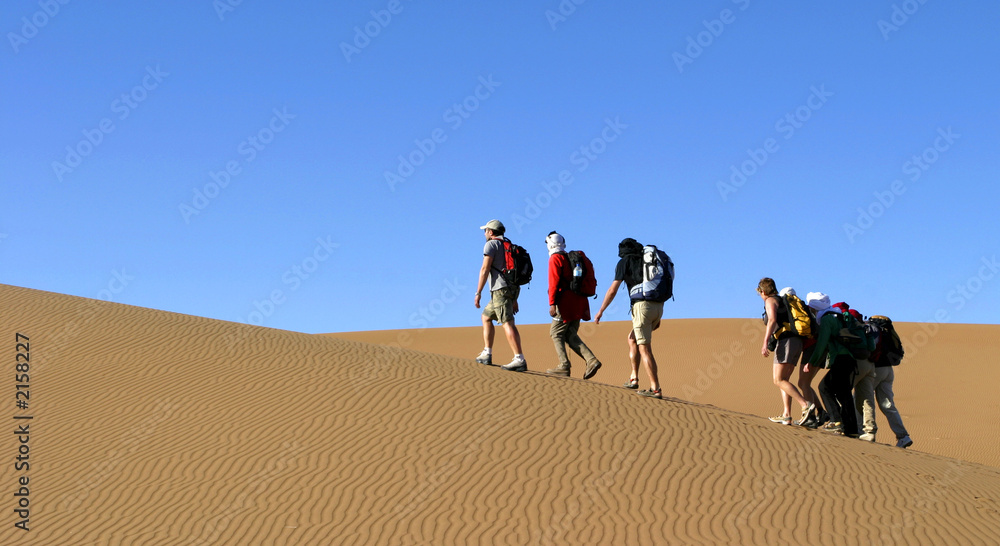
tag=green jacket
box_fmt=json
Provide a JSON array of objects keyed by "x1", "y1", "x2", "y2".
[{"x1": 808, "y1": 312, "x2": 853, "y2": 367}]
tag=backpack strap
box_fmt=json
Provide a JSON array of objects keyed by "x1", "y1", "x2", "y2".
[{"x1": 489, "y1": 238, "x2": 510, "y2": 274}]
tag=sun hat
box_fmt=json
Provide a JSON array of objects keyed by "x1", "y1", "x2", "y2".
[{"x1": 479, "y1": 219, "x2": 504, "y2": 232}]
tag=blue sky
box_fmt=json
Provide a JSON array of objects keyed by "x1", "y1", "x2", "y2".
[{"x1": 2, "y1": 1, "x2": 998, "y2": 334}]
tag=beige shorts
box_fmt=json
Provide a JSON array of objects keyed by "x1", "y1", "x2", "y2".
[
  {"x1": 483, "y1": 286, "x2": 518, "y2": 325},
  {"x1": 631, "y1": 300, "x2": 663, "y2": 345}
]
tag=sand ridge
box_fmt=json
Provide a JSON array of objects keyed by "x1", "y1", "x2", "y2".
[
  {"x1": 331, "y1": 318, "x2": 1000, "y2": 469},
  {"x1": 3, "y1": 283, "x2": 1000, "y2": 544}
]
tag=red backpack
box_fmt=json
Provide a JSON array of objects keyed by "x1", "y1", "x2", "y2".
[{"x1": 493, "y1": 238, "x2": 533, "y2": 286}]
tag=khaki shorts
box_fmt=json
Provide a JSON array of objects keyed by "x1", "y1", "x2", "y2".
[
  {"x1": 774, "y1": 336, "x2": 803, "y2": 365},
  {"x1": 483, "y1": 286, "x2": 518, "y2": 325},
  {"x1": 631, "y1": 300, "x2": 663, "y2": 345}
]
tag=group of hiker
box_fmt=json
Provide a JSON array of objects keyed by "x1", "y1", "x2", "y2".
[
  {"x1": 469, "y1": 220, "x2": 913, "y2": 449},
  {"x1": 757, "y1": 277, "x2": 913, "y2": 448},
  {"x1": 473, "y1": 219, "x2": 674, "y2": 399}
]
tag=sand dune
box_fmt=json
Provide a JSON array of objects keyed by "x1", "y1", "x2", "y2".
[
  {"x1": 331, "y1": 319, "x2": 1000, "y2": 469},
  {"x1": 3, "y1": 284, "x2": 999, "y2": 545}
]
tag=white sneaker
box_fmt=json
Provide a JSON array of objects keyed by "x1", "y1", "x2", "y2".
[
  {"x1": 896, "y1": 436, "x2": 913, "y2": 448},
  {"x1": 474, "y1": 350, "x2": 492, "y2": 366},
  {"x1": 859, "y1": 433, "x2": 876, "y2": 442},
  {"x1": 501, "y1": 357, "x2": 527, "y2": 372}
]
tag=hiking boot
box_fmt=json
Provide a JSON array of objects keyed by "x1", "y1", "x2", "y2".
[
  {"x1": 769, "y1": 415, "x2": 792, "y2": 425},
  {"x1": 545, "y1": 366, "x2": 570, "y2": 377},
  {"x1": 859, "y1": 433, "x2": 876, "y2": 442},
  {"x1": 474, "y1": 350, "x2": 492, "y2": 366},
  {"x1": 896, "y1": 436, "x2": 913, "y2": 449},
  {"x1": 583, "y1": 360, "x2": 602, "y2": 380},
  {"x1": 637, "y1": 389, "x2": 662, "y2": 399},
  {"x1": 820, "y1": 421, "x2": 843, "y2": 435},
  {"x1": 501, "y1": 357, "x2": 527, "y2": 372},
  {"x1": 623, "y1": 378, "x2": 639, "y2": 390}
]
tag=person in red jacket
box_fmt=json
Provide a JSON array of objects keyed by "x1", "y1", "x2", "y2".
[{"x1": 544, "y1": 231, "x2": 602, "y2": 379}]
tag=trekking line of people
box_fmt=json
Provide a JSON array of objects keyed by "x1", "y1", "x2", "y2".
[
  {"x1": 473, "y1": 220, "x2": 674, "y2": 399},
  {"x1": 468, "y1": 222, "x2": 913, "y2": 447},
  {"x1": 757, "y1": 277, "x2": 913, "y2": 448}
]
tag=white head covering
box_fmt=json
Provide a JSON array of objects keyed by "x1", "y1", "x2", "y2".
[
  {"x1": 806, "y1": 292, "x2": 833, "y2": 320},
  {"x1": 546, "y1": 232, "x2": 566, "y2": 256},
  {"x1": 779, "y1": 287, "x2": 796, "y2": 297}
]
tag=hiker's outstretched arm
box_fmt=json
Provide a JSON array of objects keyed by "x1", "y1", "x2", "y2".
[{"x1": 594, "y1": 280, "x2": 622, "y2": 324}]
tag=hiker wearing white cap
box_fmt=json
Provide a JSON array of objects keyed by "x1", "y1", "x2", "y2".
[
  {"x1": 474, "y1": 220, "x2": 527, "y2": 371},
  {"x1": 757, "y1": 278, "x2": 815, "y2": 426},
  {"x1": 544, "y1": 231, "x2": 603, "y2": 379},
  {"x1": 805, "y1": 292, "x2": 860, "y2": 437}
]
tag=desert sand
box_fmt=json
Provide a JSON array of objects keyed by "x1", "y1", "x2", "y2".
[
  {"x1": 332, "y1": 318, "x2": 1000, "y2": 469},
  {"x1": 3, "y1": 283, "x2": 999, "y2": 544}
]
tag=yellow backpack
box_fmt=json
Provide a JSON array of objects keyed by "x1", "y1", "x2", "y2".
[{"x1": 773, "y1": 293, "x2": 814, "y2": 339}]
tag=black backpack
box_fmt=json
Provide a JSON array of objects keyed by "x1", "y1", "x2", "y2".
[
  {"x1": 493, "y1": 238, "x2": 533, "y2": 286},
  {"x1": 565, "y1": 250, "x2": 597, "y2": 297},
  {"x1": 868, "y1": 315, "x2": 904, "y2": 366},
  {"x1": 627, "y1": 245, "x2": 674, "y2": 303}
]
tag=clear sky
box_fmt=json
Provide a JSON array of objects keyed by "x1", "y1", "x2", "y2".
[{"x1": 2, "y1": 1, "x2": 998, "y2": 334}]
